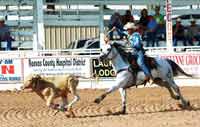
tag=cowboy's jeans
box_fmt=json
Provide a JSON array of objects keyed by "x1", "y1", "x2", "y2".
[{"x1": 135, "y1": 51, "x2": 151, "y2": 77}]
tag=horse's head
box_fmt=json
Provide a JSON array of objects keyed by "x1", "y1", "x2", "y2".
[{"x1": 99, "y1": 43, "x2": 118, "y2": 61}]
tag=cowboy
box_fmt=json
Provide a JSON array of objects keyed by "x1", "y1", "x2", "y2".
[
  {"x1": 125, "y1": 22, "x2": 153, "y2": 84},
  {"x1": 109, "y1": 22, "x2": 153, "y2": 84}
]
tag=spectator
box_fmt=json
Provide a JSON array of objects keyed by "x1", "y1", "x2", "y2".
[
  {"x1": 146, "y1": 16, "x2": 158, "y2": 47},
  {"x1": 135, "y1": 22, "x2": 144, "y2": 35},
  {"x1": 139, "y1": 9, "x2": 150, "y2": 31},
  {"x1": 154, "y1": 5, "x2": 165, "y2": 42},
  {"x1": 138, "y1": 9, "x2": 150, "y2": 40},
  {"x1": 46, "y1": 0, "x2": 56, "y2": 14},
  {"x1": 187, "y1": 18, "x2": 200, "y2": 46},
  {"x1": 122, "y1": 10, "x2": 134, "y2": 25},
  {"x1": 173, "y1": 18, "x2": 187, "y2": 47},
  {"x1": 108, "y1": 12, "x2": 124, "y2": 40},
  {"x1": 0, "y1": 17, "x2": 14, "y2": 51}
]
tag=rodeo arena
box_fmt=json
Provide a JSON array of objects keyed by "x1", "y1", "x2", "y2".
[{"x1": 1, "y1": 0, "x2": 200, "y2": 126}]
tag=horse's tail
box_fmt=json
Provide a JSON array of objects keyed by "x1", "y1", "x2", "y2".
[{"x1": 166, "y1": 59, "x2": 193, "y2": 77}]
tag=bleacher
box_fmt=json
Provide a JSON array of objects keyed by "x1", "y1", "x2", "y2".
[
  {"x1": 0, "y1": 0, "x2": 34, "y2": 50},
  {"x1": 0, "y1": 0, "x2": 200, "y2": 51}
]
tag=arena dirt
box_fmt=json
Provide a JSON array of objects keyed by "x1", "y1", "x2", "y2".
[{"x1": 0, "y1": 87, "x2": 200, "y2": 127}]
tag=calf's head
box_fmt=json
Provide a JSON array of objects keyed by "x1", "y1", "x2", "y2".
[{"x1": 21, "y1": 74, "x2": 42, "y2": 90}]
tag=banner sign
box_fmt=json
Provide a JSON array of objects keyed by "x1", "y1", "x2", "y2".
[
  {"x1": 0, "y1": 53, "x2": 199, "y2": 85},
  {"x1": 0, "y1": 59, "x2": 23, "y2": 83},
  {"x1": 92, "y1": 59, "x2": 115, "y2": 77},
  {"x1": 92, "y1": 53, "x2": 200, "y2": 78},
  {"x1": 23, "y1": 57, "x2": 91, "y2": 77},
  {"x1": 160, "y1": 53, "x2": 200, "y2": 76}
]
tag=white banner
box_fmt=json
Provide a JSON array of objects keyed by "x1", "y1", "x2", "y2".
[
  {"x1": 23, "y1": 56, "x2": 91, "y2": 78},
  {"x1": 0, "y1": 59, "x2": 23, "y2": 83},
  {"x1": 160, "y1": 53, "x2": 200, "y2": 76}
]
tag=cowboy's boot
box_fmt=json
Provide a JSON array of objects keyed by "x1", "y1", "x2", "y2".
[
  {"x1": 148, "y1": 77, "x2": 154, "y2": 85},
  {"x1": 144, "y1": 76, "x2": 154, "y2": 86}
]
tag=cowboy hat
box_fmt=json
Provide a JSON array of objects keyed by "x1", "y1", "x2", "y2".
[
  {"x1": 124, "y1": 22, "x2": 137, "y2": 30},
  {"x1": 176, "y1": 18, "x2": 181, "y2": 22},
  {"x1": 190, "y1": 18, "x2": 196, "y2": 22}
]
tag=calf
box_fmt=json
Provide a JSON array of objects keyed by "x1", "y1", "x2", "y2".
[{"x1": 21, "y1": 74, "x2": 80, "y2": 117}]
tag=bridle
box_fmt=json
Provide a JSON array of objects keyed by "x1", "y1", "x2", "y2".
[
  {"x1": 102, "y1": 44, "x2": 131, "y2": 74},
  {"x1": 101, "y1": 44, "x2": 118, "y2": 60}
]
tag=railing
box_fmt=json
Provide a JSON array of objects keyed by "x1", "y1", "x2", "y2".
[
  {"x1": 145, "y1": 46, "x2": 200, "y2": 55},
  {"x1": 0, "y1": 48, "x2": 101, "y2": 58},
  {"x1": 0, "y1": 45, "x2": 200, "y2": 57}
]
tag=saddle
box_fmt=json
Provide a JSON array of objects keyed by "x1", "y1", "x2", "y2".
[
  {"x1": 112, "y1": 42, "x2": 157, "y2": 72},
  {"x1": 127, "y1": 52, "x2": 157, "y2": 72}
]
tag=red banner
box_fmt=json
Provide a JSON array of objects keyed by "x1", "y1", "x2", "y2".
[{"x1": 160, "y1": 53, "x2": 200, "y2": 76}]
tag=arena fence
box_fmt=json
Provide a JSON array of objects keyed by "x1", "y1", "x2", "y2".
[{"x1": 0, "y1": 48, "x2": 200, "y2": 90}]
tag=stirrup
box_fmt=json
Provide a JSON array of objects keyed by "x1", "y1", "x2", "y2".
[{"x1": 148, "y1": 78, "x2": 154, "y2": 85}]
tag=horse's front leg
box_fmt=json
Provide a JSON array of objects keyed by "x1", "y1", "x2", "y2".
[
  {"x1": 94, "y1": 85, "x2": 119, "y2": 104},
  {"x1": 94, "y1": 71, "x2": 129, "y2": 104},
  {"x1": 119, "y1": 88, "x2": 126, "y2": 114}
]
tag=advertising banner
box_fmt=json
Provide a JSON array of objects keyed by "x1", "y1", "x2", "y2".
[
  {"x1": 160, "y1": 53, "x2": 200, "y2": 76},
  {"x1": 92, "y1": 53, "x2": 200, "y2": 78},
  {"x1": 23, "y1": 56, "x2": 91, "y2": 77},
  {"x1": 92, "y1": 59, "x2": 115, "y2": 78},
  {"x1": 0, "y1": 59, "x2": 23, "y2": 83}
]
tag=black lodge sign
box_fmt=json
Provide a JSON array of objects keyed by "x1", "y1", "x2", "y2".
[{"x1": 92, "y1": 59, "x2": 115, "y2": 77}]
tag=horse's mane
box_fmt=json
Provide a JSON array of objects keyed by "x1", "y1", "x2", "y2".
[{"x1": 112, "y1": 42, "x2": 130, "y2": 63}]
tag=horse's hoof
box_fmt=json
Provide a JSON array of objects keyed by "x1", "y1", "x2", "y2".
[
  {"x1": 94, "y1": 98, "x2": 101, "y2": 104},
  {"x1": 174, "y1": 95, "x2": 180, "y2": 100},
  {"x1": 106, "y1": 110, "x2": 113, "y2": 114},
  {"x1": 177, "y1": 101, "x2": 191, "y2": 109},
  {"x1": 187, "y1": 101, "x2": 191, "y2": 107},
  {"x1": 112, "y1": 111, "x2": 126, "y2": 115},
  {"x1": 177, "y1": 103, "x2": 183, "y2": 108},
  {"x1": 120, "y1": 110, "x2": 126, "y2": 115},
  {"x1": 183, "y1": 101, "x2": 191, "y2": 108}
]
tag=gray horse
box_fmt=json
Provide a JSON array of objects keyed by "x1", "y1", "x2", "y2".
[{"x1": 94, "y1": 42, "x2": 192, "y2": 114}]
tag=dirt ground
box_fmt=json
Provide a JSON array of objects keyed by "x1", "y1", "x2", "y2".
[{"x1": 1, "y1": 87, "x2": 200, "y2": 127}]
